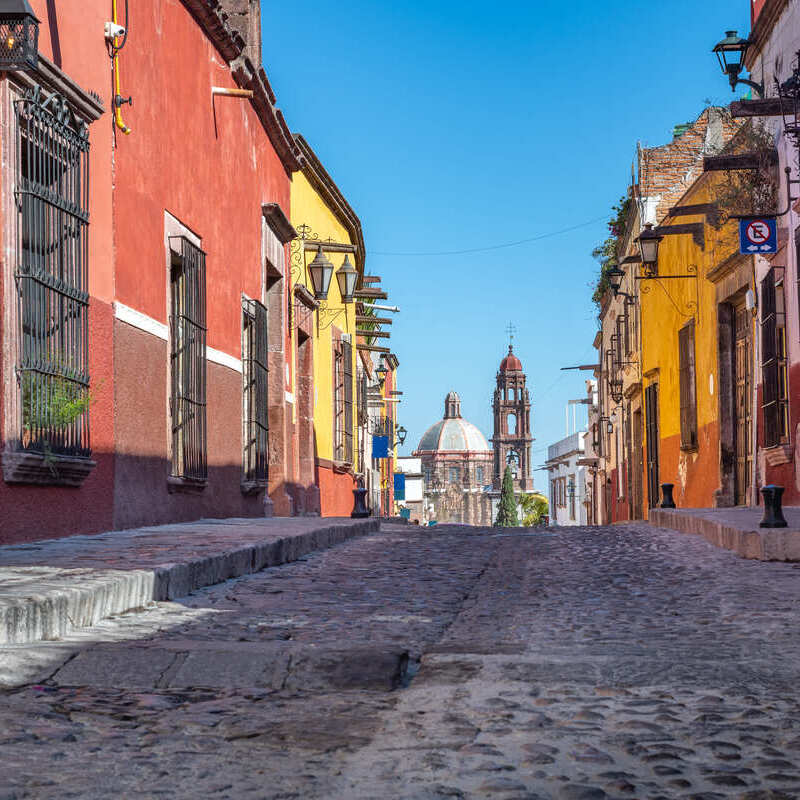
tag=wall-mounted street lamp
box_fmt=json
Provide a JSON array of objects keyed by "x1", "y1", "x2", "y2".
[
  {"x1": 375, "y1": 364, "x2": 388, "y2": 388},
  {"x1": 712, "y1": 30, "x2": 764, "y2": 98},
  {"x1": 394, "y1": 425, "x2": 407, "y2": 448},
  {"x1": 336, "y1": 254, "x2": 358, "y2": 304},
  {"x1": 308, "y1": 245, "x2": 334, "y2": 301},
  {"x1": 0, "y1": 0, "x2": 39, "y2": 71},
  {"x1": 637, "y1": 223, "x2": 663, "y2": 277}
]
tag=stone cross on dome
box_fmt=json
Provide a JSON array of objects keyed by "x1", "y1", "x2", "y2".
[{"x1": 506, "y1": 322, "x2": 516, "y2": 347}]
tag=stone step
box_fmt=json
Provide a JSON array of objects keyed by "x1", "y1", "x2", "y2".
[{"x1": 0, "y1": 517, "x2": 379, "y2": 646}]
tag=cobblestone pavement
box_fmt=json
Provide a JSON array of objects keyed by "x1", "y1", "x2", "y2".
[{"x1": 4, "y1": 522, "x2": 800, "y2": 798}]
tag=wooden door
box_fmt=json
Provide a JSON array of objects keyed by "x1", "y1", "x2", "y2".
[
  {"x1": 632, "y1": 408, "x2": 644, "y2": 519},
  {"x1": 734, "y1": 306, "x2": 753, "y2": 506},
  {"x1": 645, "y1": 384, "x2": 660, "y2": 508}
]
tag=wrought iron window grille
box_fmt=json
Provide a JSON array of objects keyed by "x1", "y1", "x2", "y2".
[
  {"x1": 14, "y1": 86, "x2": 91, "y2": 459},
  {"x1": 242, "y1": 297, "x2": 269, "y2": 491},
  {"x1": 169, "y1": 236, "x2": 207, "y2": 484}
]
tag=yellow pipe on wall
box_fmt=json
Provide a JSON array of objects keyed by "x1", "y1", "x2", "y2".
[{"x1": 112, "y1": 0, "x2": 131, "y2": 135}]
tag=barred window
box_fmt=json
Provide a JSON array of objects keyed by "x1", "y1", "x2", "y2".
[
  {"x1": 169, "y1": 237, "x2": 207, "y2": 482},
  {"x1": 334, "y1": 341, "x2": 344, "y2": 461},
  {"x1": 475, "y1": 466, "x2": 484, "y2": 485},
  {"x1": 678, "y1": 320, "x2": 697, "y2": 449},
  {"x1": 449, "y1": 466, "x2": 459, "y2": 483},
  {"x1": 242, "y1": 297, "x2": 268, "y2": 488},
  {"x1": 761, "y1": 269, "x2": 788, "y2": 448},
  {"x1": 343, "y1": 338, "x2": 353, "y2": 464},
  {"x1": 15, "y1": 87, "x2": 90, "y2": 457}
]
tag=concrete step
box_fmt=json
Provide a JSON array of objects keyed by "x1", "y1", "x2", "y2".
[
  {"x1": 649, "y1": 507, "x2": 800, "y2": 561},
  {"x1": 0, "y1": 517, "x2": 379, "y2": 645}
]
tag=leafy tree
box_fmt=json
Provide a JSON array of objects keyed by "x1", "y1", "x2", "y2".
[
  {"x1": 519, "y1": 492, "x2": 548, "y2": 526},
  {"x1": 591, "y1": 194, "x2": 632, "y2": 309},
  {"x1": 494, "y1": 466, "x2": 519, "y2": 527}
]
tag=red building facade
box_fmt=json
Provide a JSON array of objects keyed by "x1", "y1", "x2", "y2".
[{"x1": 0, "y1": 0, "x2": 315, "y2": 543}]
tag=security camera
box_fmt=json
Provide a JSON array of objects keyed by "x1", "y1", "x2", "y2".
[{"x1": 104, "y1": 22, "x2": 126, "y2": 40}]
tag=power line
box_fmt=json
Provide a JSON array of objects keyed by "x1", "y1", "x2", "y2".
[{"x1": 371, "y1": 214, "x2": 609, "y2": 257}]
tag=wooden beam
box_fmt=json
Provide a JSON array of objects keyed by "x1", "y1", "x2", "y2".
[
  {"x1": 356, "y1": 315, "x2": 393, "y2": 324},
  {"x1": 354, "y1": 288, "x2": 388, "y2": 299},
  {"x1": 362, "y1": 276, "x2": 382, "y2": 284},
  {"x1": 356, "y1": 343, "x2": 390, "y2": 353},
  {"x1": 302, "y1": 240, "x2": 357, "y2": 253},
  {"x1": 704, "y1": 151, "x2": 778, "y2": 171},
  {"x1": 358, "y1": 330, "x2": 391, "y2": 339},
  {"x1": 730, "y1": 98, "x2": 784, "y2": 118}
]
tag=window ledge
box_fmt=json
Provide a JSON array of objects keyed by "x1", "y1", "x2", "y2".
[
  {"x1": 241, "y1": 479, "x2": 267, "y2": 496},
  {"x1": 680, "y1": 444, "x2": 699, "y2": 453},
  {"x1": 333, "y1": 460, "x2": 353, "y2": 474},
  {"x1": 2, "y1": 450, "x2": 96, "y2": 487},
  {"x1": 167, "y1": 476, "x2": 208, "y2": 494}
]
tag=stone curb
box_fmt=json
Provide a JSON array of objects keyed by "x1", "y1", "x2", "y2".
[
  {"x1": 649, "y1": 509, "x2": 800, "y2": 561},
  {"x1": 0, "y1": 518, "x2": 379, "y2": 646}
]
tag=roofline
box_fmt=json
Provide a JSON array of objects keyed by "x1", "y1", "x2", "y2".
[
  {"x1": 293, "y1": 133, "x2": 367, "y2": 274},
  {"x1": 180, "y1": 1, "x2": 303, "y2": 175}
]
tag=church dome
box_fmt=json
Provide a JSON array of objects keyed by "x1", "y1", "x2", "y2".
[
  {"x1": 416, "y1": 391, "x2": 491, "y2": 453},
  {"x1": 499, "y1": 345, "x2": 522, "y2": 372}
]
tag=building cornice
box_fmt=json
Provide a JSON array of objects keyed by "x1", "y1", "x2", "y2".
[
  {"x1": 180, "y1": 1, "x2": 303, "y2": 174},
  {"x1": 293, "y1": 133, "x2": 366, "y2": 274}
]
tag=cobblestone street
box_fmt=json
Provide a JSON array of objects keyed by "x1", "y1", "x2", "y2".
[{"x1": 5, "y1": 522, "x2": 800, "y2": 799}]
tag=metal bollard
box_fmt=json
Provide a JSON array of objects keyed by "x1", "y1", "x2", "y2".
[
  {"x1": 760, "y1": 485, "x2": 788, "y2": 528},
  {"x1": 350, "y1": 487, "x2": 370, "y2": 519},
  {"x1": 660, "y1": 483, "x2": 676, "y2": 509}
]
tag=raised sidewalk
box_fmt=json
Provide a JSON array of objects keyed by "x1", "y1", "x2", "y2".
[
  {"x1": 0, "y1": 516, "x2": 379, "y2": 645},
  {"x1": 649, "y1": 506, "x2": 800, "y2": 561}
]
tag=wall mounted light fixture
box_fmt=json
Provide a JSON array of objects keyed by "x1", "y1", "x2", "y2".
[
  {"x1": 712, "y1": 30, "x2": 764, "y2": 98},
  {"x1": 0, "y1": 0, "x2": 39, "y2": 71}
]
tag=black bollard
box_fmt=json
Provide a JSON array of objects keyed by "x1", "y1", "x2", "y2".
[
  {"x1": 350, "y1": 486, "x2": 370, "y2": 518},
  {"x1": 760, "y1": 485, "x2": 788, "y2": 528},
  {"x1": 660, "y1": 483, "x2": 676, "y2": 509}
]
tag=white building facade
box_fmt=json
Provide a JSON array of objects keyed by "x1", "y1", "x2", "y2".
[{"x1": 545, "y1": 431, "x2": 590, "y2": 526}]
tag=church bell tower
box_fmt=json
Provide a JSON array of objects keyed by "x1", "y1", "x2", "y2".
[{"x1": 492, "y1": 344, "x2": 534, "y2": 491}]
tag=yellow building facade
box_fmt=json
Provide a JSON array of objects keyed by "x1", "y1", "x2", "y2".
[
  {"x1": 290, "y1": 136, "x2": 364, "y2": 516},
  {"x1": 639, "y1": 175, "x2": 750, "y2": 511}
]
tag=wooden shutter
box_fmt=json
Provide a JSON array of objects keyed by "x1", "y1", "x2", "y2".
[{"x1": 678, "y1": 321, "x2": 697, "y2": 449}]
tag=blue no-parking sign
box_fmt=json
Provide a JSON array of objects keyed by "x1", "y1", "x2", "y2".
[{"x1": 739, "y1": 218, "x2": 778, "y2": 254}]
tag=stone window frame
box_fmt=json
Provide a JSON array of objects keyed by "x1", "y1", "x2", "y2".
[{"x1": 1, "y1": 59, "x2": 103, "y2": 487}]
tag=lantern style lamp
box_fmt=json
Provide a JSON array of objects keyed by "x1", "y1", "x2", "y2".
[
  {"x1": 395, "y1": 425, "x2": 407, "y2": 447},
  {"x1": 637, "y1": 223, "x2": 663, "y2": 276},
  {"x1": 308, "y1": 245, "x2": 334, "y2": 301},
  {"x1": 607, "y1": 265, "x2": 625, "y2": 295},
  {"x1": 712, "y1": 30, "x2": 763, "y2": 95},
  {"x1": 335, "y1": 254, "x2": 358, "y2": 303},
  {"x1": 0, "y1": 0, "x2": 39, "y2": 71},
  {"x1": 376, "y1": 364, "x2": 388, "y2": 387}
]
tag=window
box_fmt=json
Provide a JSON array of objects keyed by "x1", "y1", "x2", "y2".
[
  {"x1": 448, "y1": 466, "x2": 459, "y2": 483},
  {"x1": 15, "y1": 88, "x2": 90, "y2": 458},
  {"x1": 333, "y1": 338, "x2": 353, "y2": 463},
  {"x1": 242, "y1": 298, "x2": 268, "y2": 490},
  {"x1": 475, "y1": 466, "x2": 484, "y2": 485},
  {"x1": 424, "y1": 467, "x2": 432, "y2": 484},
  {"x1": 568, "y1": 473, "x2": 576, "y2": 520},
  {"x1": 170, "y1": 237, "x2": 207, "y2": 483},
  {"x1": 762, "y1": 269, "x2": 788, "y2": 447},
  {"x1": 678, "y1": 320, "x2": 697, "y2": 449}
]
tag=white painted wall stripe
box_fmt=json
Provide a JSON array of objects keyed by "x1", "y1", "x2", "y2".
[
  {"x1": 114, "y1": 302, "x2": 168, "y2": 340},
  {"x1": 114, "y1": 302, "x2": 242, "y2": 373},
  {"x1": 207, "y1": 347, "x2": 242, "y2": 374}
]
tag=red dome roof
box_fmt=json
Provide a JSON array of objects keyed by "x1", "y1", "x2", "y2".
[{"x1": 500, "y1": 345, "x2": 522, "y2": 372}]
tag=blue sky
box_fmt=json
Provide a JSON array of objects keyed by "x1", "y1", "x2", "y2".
[{"x1": 263, "y1": 0, "x2": 750, "y2": 480}]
